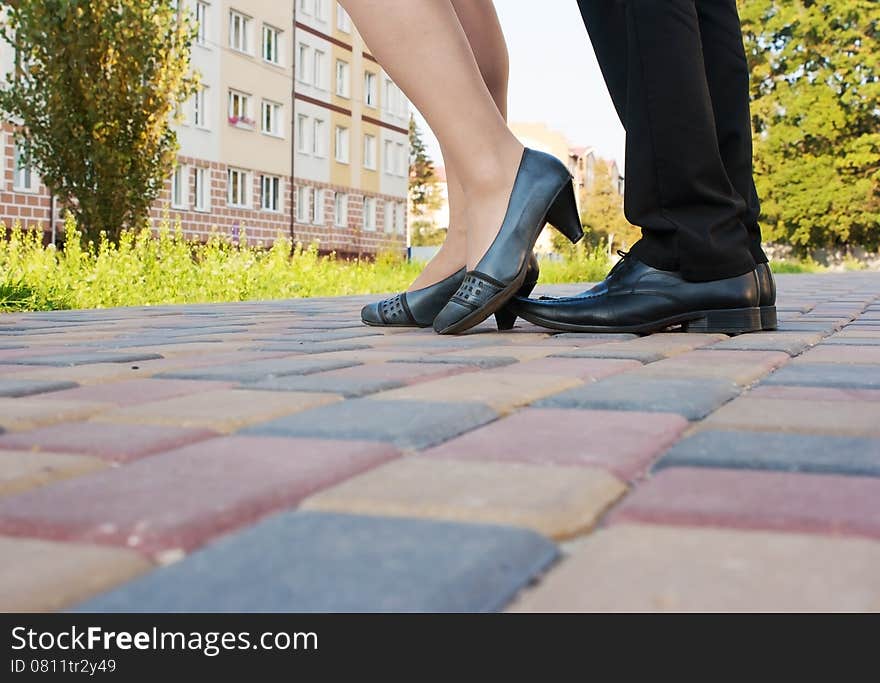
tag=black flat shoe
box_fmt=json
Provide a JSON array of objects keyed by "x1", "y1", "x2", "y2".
[
  {"x1": 509, "y1": 254, "x2": 761, "y2": 336},
  {"x1": 361, "y1": 255, "x2": 541, "y2": 329},
  {"x1": 433, "y1": 149, "x2": 583, "y2": 335},
  {"x1": 756, "y1": 262, "x2": 778, "y2": 330}
]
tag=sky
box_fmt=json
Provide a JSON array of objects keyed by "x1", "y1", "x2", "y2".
[{"x1": 414, "y1": 0, "x2": 626, "y2": 173}]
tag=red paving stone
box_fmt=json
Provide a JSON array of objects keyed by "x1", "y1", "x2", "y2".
[
  {"x1": 0, "y1": 436, "x2": 400, "y2": 556},
  {"x1": 608, "y1": 468, "x2": 880, "y2": 540},
  {"x1": 37, "y1": 378, "x2": 234, "y2": 406},
  {"x1": 0, "y1": 422, "x2": 217, "y2": 463},
  {"x1": 421, "y1": 408, "x2": 689, "y2": 480},
  {"x1": 315, "y1": 362, "x2": 476, "y2": 386}
]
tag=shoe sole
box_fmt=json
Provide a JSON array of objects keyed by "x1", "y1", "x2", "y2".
[
  {"x1": 362, "y1": 319, "x2": 429, "y2": 329},
  {"x1": 516, "y1": 306, "x2": 763, "y2": 336},
  {"x1": 761, "y1": 306, "x2": 778, "y2": 331}
]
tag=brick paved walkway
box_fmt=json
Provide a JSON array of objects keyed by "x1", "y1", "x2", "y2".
[{"x1": 1, "y1": 272, "x2": 879, "y2": 612}]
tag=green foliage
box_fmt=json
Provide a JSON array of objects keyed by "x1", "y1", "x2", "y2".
[
  {"x1": 408, "y1": 115, "x2": 442, "y2": 222},
  {"x1": 410, "y1": 220, "x2": 446, "y2": 246},
  {"x1": 579, "y1": 161, "x2": 640, "y2": 252},
  {"x1": 538, "y1": 242, "x2": 611, "y2": 284},
  {"x1": 740, "y1": 0, "x2": 880, "y2": 250},
  {"x1": 769, "y1": 257, "x2": 826, "y2": 273},
  {"x1": 0, "y1": 1, "x2": 199, "y2": 243},
  {"x1": 0, "y1": 216, "x2": 425, "y2": 312}
]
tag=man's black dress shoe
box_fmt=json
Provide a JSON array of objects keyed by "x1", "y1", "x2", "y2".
[
  {"x1": 509, "y1": 254, "x2": 762, "y2": 335},
  {"x1": 362, "y1": 254, "x2": 540, "y2": 330},
  {"x1": 755, "y1": 262, "x2": 778, "y2": 330},
  {"x1": 433, "y1": 148, "x2": 583, "y2": 335}
]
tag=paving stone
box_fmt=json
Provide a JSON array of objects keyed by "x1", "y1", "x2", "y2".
[
  {"x1": 535, "y1": 375, "x2": 740, "y2": 420},
  {"x1": 761, "y1": 363, "x2": 880, "y2": 390},
  {"x1": 0, "y1": 378, "x2": 78, "y2": 398},
  {"x1": 92, "y1": 389, "x2": 340, "y2": 433},
  {"x1": 302, "y1": 459, "x2": 626, "y2": 539},
  {"x1": 0, "y1": 437, "x2": 399, "y2": 555},
  {"x1": 441, "y1": 345, "x2": 567, "y2": 362},
  {"x1": 0, "y1": 537, "x2": 152, "y2": 612},
  {"x1": 40, "y1": 378, "x2": 232, "y2": 406},
  {"x1": 0, "y1": 451, "x2": 106, "y2": 496},
  {"x1": 609, "y1": 468, "x2": 880, "y2": 539},
  {"x1": 511, "y1": 525, "x2": 880, "y2": 612},
  {"x1": 245, "y1": 362, "x2": 474, "y2": 398},
  {"x1": 632, "y1": 357, "x2": 782, "y2": 386},
  {"x1": 796, "y1": 346, "x2": 880, "y2": 364},
  {"x1": 370, "y1": 372, "x2": 581, "y2": 414},
  {"x1": 422, "y1": 408, "x2": 688, "y2": 480},
  {"x1": 247, "y1": 342, "x2": 371, "y2": 354},
  {"x1": 654, "y1": 430, "x2": 880, "y2": 477},
  {"x1": 390, "y1": 354, "x2": 519, "y2": 369},
  {"x1": 0, "y1": 398, "x2": 110, "y2": 432},
  {"x1": 0, "y1": 422, "x2": 217, "y2": 462},
  {"x1": 74, "y1": 512, "x2": 557, "y2": 613},
  {"x1": 242, "y1": 399, "x2": 498, "y2": 450},
  {"x1": 701, "y1": 397, "x2": 880, "y2": 436},
  {"x1": 706, "y1": 332, "x2": 825, "y2": 355},
  {"x1": 749, "y1": 385, "x2": 880, "y2": 402},
  {"x1": 486, "y1": 357, "x2": 641, "y2": 381},
  {"x1": 0, "y1": 351, "x2": 164, "y2": 367},
  {"x1": 156, "y1": 357, "x2": 360, "y2": 382},
  {"x1": 821, "y1": 336, "x2": 880, "y2": 346}
]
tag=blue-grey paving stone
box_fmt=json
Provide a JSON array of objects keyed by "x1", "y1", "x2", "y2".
[
  {"x1": 0, "y1": 378, "x2": 78, "y2": 397},
  {"x1": 703, "y1": 332, "x2": 824, "y2": 356},
  {"x1": 157, "y1": 357, "x2": 361, "y2": 382},
  {"x1": 73, "y1": 512, "x2": 557, "y2": 613},
  {"x1": 79, "y1": 338, "x2": 225, "y2": 349},
  {"x1": 535, "y1": 376, "x2": 739, "y2": 420},
  {"x1": 761, "y1": 363, "x2": 880, "y2": 390},
  {"x1": 0, "y1": 352, "x2": 163, "y2": 367},
  {"x1": 247, "y1": 342, "x2": 372, "y2": 354},
  {"x1": 775, "y1": 321, "x2": 842, "y2": 333},
  {"x1": 0, "y1": 343, "x2": 25, "y2": 350},
  {"x1": 256, "y1": 330, "x2": 384, "y2": 343},
  {"x1": 246, "y1": 374, "x2": 406, "y2": 398},
  {"x1": 390, "y1": 355, "x2": 518, "y2": 369},
  {"x1": 551, "y1": 347, "x2": 661, "y2": 363},
  {"x1": 242, "y1": 399, "x2": 497, "y2": 450},
  {"x1": 819, "y1": 337, "x2": 880, "y2": 347},
  {"x1": 654, "y1": 430, "x2": 880, "y2": 478},
  {"x1": 549, "y1": 332, "x2": 639, "y2": 342}
]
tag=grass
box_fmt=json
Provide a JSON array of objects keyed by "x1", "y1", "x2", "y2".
[
  {"x1": 769, "y1": 258, "x2": 826, "y2": 274},
  {"x1": 0, "y1": 217, "x2": 613, "y2": 313}
]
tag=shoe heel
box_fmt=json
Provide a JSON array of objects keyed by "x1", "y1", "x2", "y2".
[
  {"x1": 685, "y1": 307, "x2": 762, "y2": 336},
  {"x1": 761, "y1": 306, "x2": 778, "y2": 331},
  {"x1": 546, "y1": 180, "x2": 584, "y2": 244},
  {"x1": 496, "y1": 273, "x2": 538, "y2": 331}
]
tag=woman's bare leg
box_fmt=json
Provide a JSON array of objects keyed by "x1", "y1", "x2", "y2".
[
  {"x1": 340, "y1": 0, "x2": 524, "y2": 277},
  {"x1": 409, "y1": 0, "x2": 510, "y2": 290}
]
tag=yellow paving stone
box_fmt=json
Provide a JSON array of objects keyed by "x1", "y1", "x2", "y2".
[
  {"x1": 91, "y1": 389, "x2": 341, "y2": 433},
  {"x1": 0, "y1": 451, "x2": 107, "y2": 497},
  {"x1": 511, "y1": 525, "x2": 880, "y2": 612},
  {"x1": 699, "y1": 397, "x2": 880, "y2": 436},
  {"x1": 0, "y1": 398, "x2": 111, "y2": 432},
  {"x1": 0, "y1": 537, "x2": 152, "y2": 612},
  {"x1": 631, "y1": 359, "x2": 779, "y2": 386},
  {"x1": 302, "y1": 459, "x2": 627, "y2": 539},
  {"x1": 368, "y1": 371, "x2": 582, "y2": 413}
]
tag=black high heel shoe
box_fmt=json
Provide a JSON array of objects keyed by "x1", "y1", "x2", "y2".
[
  {"x1": 361, "y1": 256, "x2": 540, "y2": 329},
  {"x1": 433, "y1": 149, "x2": 583, "y2": 335}
]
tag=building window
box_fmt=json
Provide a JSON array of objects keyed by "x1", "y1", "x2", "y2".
[
  {"x1": 312, "y1": 50, "x2": 325, "y2": 89},
  {"x1": 396, "y1": 201, "x2": 406, "y2": 234},
  {"x1": 312, "y1": 188, "x2": 324, "y2": 224},
  {"x1": 334, "y1": 126, "x2": 349, "y2": 163},
  {"x1": 335, "y1": 60, "x2": 350, "y2": 98},
  {"x1": 262, "y1": 25, "x2": 281, "y2": 65},
  {"x1": 315, "y1": 0, "x2": 327, "y2": 21},
  {"x1": 363, "y1": 134, "x2": 376, "y2": 170},
  {"x1": 382, "y1": 139, "x2": 393, "y2": 174},
  {"x1": 384, "y1": 200, "x2": 394, "y2": 233},
  {"x1": 364, "y1": 72, "x2": 377, "y2": 108},
  {"x1": 362, "y1": 197, "x2": 376, "y2": 231},
  {"x1": 229, "y1": 10, "x2": 250, "y2": 53},
  {"x1": 195, "y1": 2, "x2": 209, "y2": 45},
  {"x1": 312, "y1": 119, "x2": 325, "y2": 157},
  {"x1": 296, "y1": 186, "x2": 310, "y2": 221},
  {"x1": 334, "y1": 192, "x2": 348, "y2": 227},
  {"x1": 261, "y1": 100, "x2": 282, "y2": 137},
  {"x1": 261, "y1": 175, "x2": 281, "y2": 212},
  {"x1": 13, "y1": 143, "x2": 35, "y2": 192},
  {"x1": 228, "y1": 90, "x2": 252, "y2": 126},
  {"x1": 396, "y1": 142, "x2": 406, "y2": 176},
  {"x1": 336, "y1": 3, "x2": 351, "y2": 32},
  {"x1": 194, "y1": 167, "x2": 210, "y2": 212},
  {"x1": 171, "y1": 165, "x2": 188, "y2": 208},
  {"x1": 228, "y1": 168, "x2": 249, "y2": 207},
  {"x1": 297, "y1": 43, "x2": 310, "y2": 83},
  {"x1": 299, "y1": 0, "x2": 313, "y2": 16},
  {"x1": 193, "y1": 85, "x2": 208, "y2": 128},
  {"x1": 297, "y1": 114, "x2": 309, "y2": 153}
]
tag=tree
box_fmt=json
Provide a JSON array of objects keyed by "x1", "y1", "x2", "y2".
[
  {"x1": 739, "y1": 0, "x2": 880, "y2": 251},
  {"x1": 0, "y1": 1, "x2": 198, "y2": 243},
  {"x1": 578, "y1": 160, "x2": 639, "y2": 253},
  {"x1": 408, "y1": 114, "x2": 442, "y2": 221}
]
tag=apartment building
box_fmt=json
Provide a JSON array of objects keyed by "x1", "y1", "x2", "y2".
[{"x1": 0, "y1": 1, "x2": 409, "y2": 256}]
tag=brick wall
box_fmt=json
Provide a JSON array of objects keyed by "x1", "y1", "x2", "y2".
[{"x1": 0, "y1": 124, "x2": 54, "y2": 232}]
